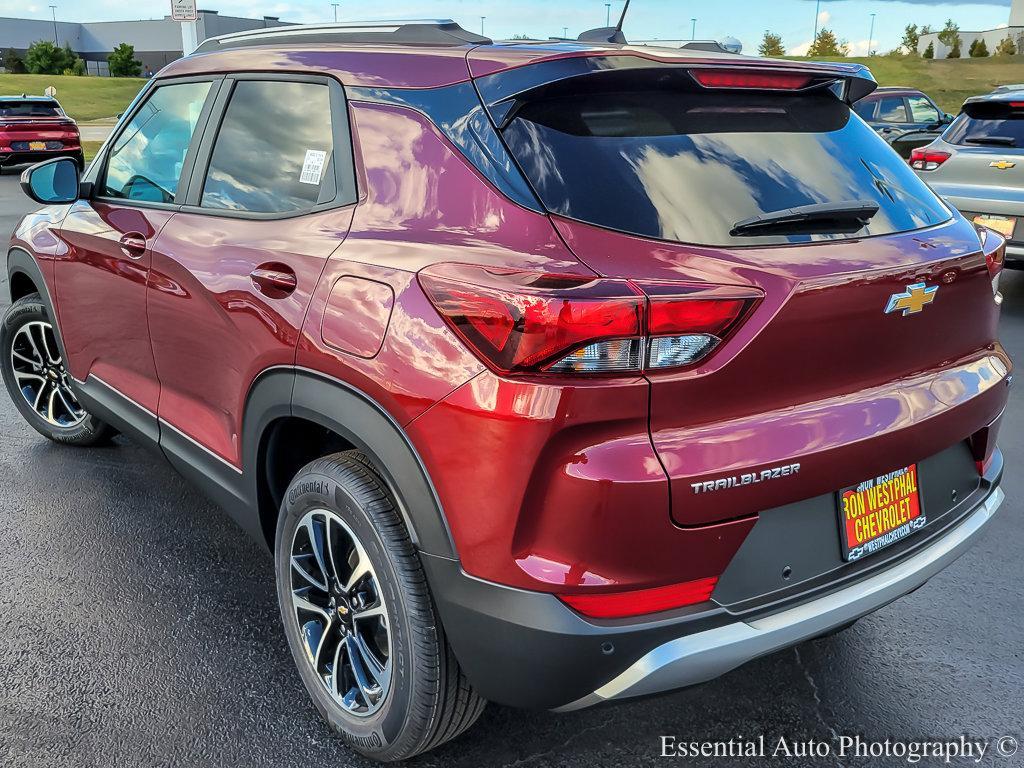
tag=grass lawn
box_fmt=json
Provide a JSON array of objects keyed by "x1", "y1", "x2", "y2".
[
  {"x1": 0, "y1": 73, "x2": 145, "y2": 122},
  {"x1": 799, "y1": 56, "x2": 1024, "y2": 112},
  {"x1": 82, "y1": 140, "x2": 104, "y2": 163}
]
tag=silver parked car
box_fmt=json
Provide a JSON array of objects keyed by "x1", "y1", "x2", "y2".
[{"x1": 911, "y1": 88, "x2": 1024, "y2": 266}]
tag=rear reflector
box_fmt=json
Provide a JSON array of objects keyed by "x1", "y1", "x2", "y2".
[
  {"x1": 559, "y1": 577, "x2": 719, "y2": 619},
  {"x1": 691, "y1": 70, "x2": 814, "y2": 91},
  {"x1": 909, "y1": 148, "x2": 951, "y2": 171}
]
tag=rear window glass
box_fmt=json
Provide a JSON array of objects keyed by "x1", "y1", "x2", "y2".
[
  {"x1": 502, "y1": 83, "x2": 951, "y2": 247},
  {"x1": 0, "y1": 100, "x2": 61, "y2": 118},
  {"x1": 945, "y1": 112, "x2": 1024, "y2": 148}
]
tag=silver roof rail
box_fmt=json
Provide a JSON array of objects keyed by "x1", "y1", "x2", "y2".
[{"x1": 193, "y1": 19, "x2": 490, "y2": 53}]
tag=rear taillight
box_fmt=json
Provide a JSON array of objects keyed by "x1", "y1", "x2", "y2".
[
  {"x1": 909, "y1": 148, "x2": 951, "y2": 171},
  {"x1": 969, "y1": 415, "x2": 1004, "y2": 478},
  {"x1": 419, "y1": 265, "x2": 760, "y2": 375},
  {"x1": 977, "y1": 226, "x2": 1007, "y2": 300},
  {"x1": 559, "y1": 576, "x2": 719, "y2": 619},
  {"x1": 691, "y1": 70, "x2": 813, "y2": 91}
]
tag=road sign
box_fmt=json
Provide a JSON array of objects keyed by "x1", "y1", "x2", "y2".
[
  {"x1": 171, "y1": 0, "x2": 197, "y2": 22},
  {"x1": 44, "y1": 86, "x2": 57, "y2": 97}
]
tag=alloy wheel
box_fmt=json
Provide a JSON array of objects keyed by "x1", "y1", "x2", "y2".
[
  {"x1": 9, "y1": 321, "x2": 86, "y2": 428},
  {"x1": 289, "y1": 509, "x2": 393, "y2": 717}
]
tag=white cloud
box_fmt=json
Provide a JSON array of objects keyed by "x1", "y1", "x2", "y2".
[
  {"x1": 788, "y1": 40, "x2": 813, "y2": 56},
  {"x1": 818, "y1": 10, "x2": 831, "y2": 26},
  {"x1": 848, "y1": 38, "x2": 873, "y2": 56}
]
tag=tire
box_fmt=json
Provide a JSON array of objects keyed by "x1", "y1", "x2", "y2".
[
  {"x1": 1, "y1": 293, "x2": 113, "y2": 446},
  {"x1": 276, "y1": 451, "x2": 486, "y2": 761}
]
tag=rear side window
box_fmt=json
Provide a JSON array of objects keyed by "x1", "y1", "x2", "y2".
[
  {"x1": 0, "y1": 100, "x2": 61, "y2": 118},
  {"x1": 103, "y1": 81, "x2": 212, "y2": 203},
  {"x1": 877, "y1": 96, "x2": 909, "y2": 123},
  {"x1": 502, "y1": 81, "x2": 951, "y2": 247},
  {"x1": 201, "y1": 80, "x2": 336, "y2": 214},
  {"x1": 853, "y1": 100, "x2": 875, "y2": 120}
]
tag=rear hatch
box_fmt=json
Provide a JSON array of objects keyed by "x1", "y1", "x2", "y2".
[
  {"x1": 489, "y1": 55, "x2": 1008, "y2": 527},
  {"x1": 922, "y1": 100, "x2": 1024, "y2": 242},
  {"x1": 0, "y1": 99, "x2": 77, "y2": 148}
]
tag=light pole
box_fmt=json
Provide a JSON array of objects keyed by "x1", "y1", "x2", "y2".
[
  {"x1": 867, "y1": 13, "x2": 876, "y2": 56},
  {"x1": 813, "y1": 0, "x2": 821, "y2": 46},
  {"x1": 563, "y1": 26, "x2": 568, "y2": 38},
  {"x1": 690, "y1": 18, "x2": 696, "y2": 40},
  {"x1": 331, "y1": 3, "x2": 339, "y2": 22},
  {"x1": 481, "y1": 16, "x2": 486, "y2": 35},
  {"x1": 605, "y1": 3, "x2": 611, "y2": 26},
  {"x1": 49, "y1": 5, "x2": 58, "y2": 45}
]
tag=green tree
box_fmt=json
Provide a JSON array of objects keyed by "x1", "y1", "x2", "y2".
[
  {"x1": 63, "y1": 57, "x2": 86, "y2": 76},
  {"x1": 923, "y1": 41, "x2": 935, "y2": 59},
  {"x1": 758, "y1": 31, "x2": 785, "y2": 57},
  {"x1": 948, "y1": 37, "x2": 962, "y2": 58},
  {"x1": 1, "y1": 48, "x2": 25, "y2": 73},
  {"x1": 970, "y1": 38, "x2": 989, "y2": 57},
  {"x1": 108, "y1": 43, "x2": 141, "y2": 77},
  {"x1": 901, "y1": 24, "x2": 920, "y2": 55},
  {"x1": 25, "y1": 40, "x2": 67, "y2": 74},
  {"x1": 937, "y1": 20, "x2": 960, "y2": 49},
  {"x1": 996, "y1": 35, "x2": 1017, "y2": 56},
  {"x1": 806, "y1": 28, "x2": 849, "y2": 57},
  {"x1": 968, "y1": 38, "x2": 979, "y2": 57}
]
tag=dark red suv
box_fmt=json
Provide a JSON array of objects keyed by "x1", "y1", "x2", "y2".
[
  {"x1": 0, "y1": 95, "x2": 84, "y2": 171},
  {"x1": 1, "y1": 21, "x2": 1010, "y2": 761}
]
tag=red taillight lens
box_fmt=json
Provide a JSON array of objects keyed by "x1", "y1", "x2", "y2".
[
  {"x1": 420, "y1": 266, "x2": 761, "y2": 375},
  {"x1": 909, "y1": 148, "x2": 951, "y2": 171},
  {"x1": 419, "y1": 265, "x2": 643, "y2": 374},
  {"x1": 559, "y1": 577, "x2": 719, "y2": 619},
  {"x1": 691, "y1": 69, "x2": 813, "y2": 91},
  {"x1": 969, "y1": 416, "x2": 1003, "y2": 477}
]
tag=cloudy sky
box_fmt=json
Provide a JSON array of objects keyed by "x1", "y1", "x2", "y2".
[{"x1": 0, "y1": 0, "x2": 1015, "y2": 55}]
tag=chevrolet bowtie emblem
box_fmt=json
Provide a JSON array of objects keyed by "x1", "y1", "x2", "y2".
[
  {"x1": 990, "y1": 160, "x2": 1016, "y2": 170},
  {"x1": 885, "y1": 283, "x2": 938, "y2": 316}
]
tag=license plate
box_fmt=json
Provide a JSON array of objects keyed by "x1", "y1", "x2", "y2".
[
  {"x1": 28, "y1": 141, "x2": 46, "y2": 151},
  {"x1": 837, "y1": 465, "x2": 926, "y2": 562},
  {"x1": 973, "y1": 214, "x2": 1016, "y2": 238}
]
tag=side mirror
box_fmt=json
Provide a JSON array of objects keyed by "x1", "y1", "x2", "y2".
[
  {"x1": 20, "y1": 157, "x2": 81, "y2": 205},
  {"x1": 944, "y1": 113, "x2": 955, "y2": 123}
]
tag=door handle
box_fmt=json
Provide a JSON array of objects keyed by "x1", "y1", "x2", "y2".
[
  {"x1": 119, "y1": 232, "x2": 147, "y2": 259},
  {"x1": 251, "y1": 263, "x2": 298, "y2": 299}
]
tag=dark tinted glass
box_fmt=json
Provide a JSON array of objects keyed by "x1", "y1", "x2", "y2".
[
  {"x1": 202, "y1": 80, "x2": 336, "y2": 213},
  {"x1": 945, "y1": 114, "x2": 1024, "y2": 147},
  {"x1": 877, "y1": 96, "x2": 909, "y2": 123},
  {"x1": 853, "y1": 100, "x2": 875, "y2": 120},
  {"x1": 0, "y1": 100, "x2": 61, "y2": 117},
  {"x1": 103, "y1": 81, "x2": 212, "y2": 203},
  {"x1": 503, "y1": 87, "x2": 950, "y2": 247}
]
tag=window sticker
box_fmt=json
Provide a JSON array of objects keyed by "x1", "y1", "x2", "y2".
[{"x1": 300, "y1": 149, "x2": 328, "y2": 185}]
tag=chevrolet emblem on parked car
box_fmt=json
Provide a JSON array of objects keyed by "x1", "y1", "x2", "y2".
[
  {"x1": 990, "y1": 160, "x2": 1016, "y2": 170},
  {"x1": 885, "y1": 283, "x2": 938, "y2": 316}
]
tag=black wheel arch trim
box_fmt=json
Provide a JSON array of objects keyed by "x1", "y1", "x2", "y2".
[
  {"x1": 243, "y1": 366, "x2": 458, "y2": 559},
  {"x1": 6, "y1": 246, "x2": 73, "y2": 366}
]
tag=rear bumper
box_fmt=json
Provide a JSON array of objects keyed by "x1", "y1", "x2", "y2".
[
  {"x1": 0, "y1": 148, "x2": 83, "y2": 167},
  {"x1": 425, "y1": 458, "x2": 1004, "y2": 711}
]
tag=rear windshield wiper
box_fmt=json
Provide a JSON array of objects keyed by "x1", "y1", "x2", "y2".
[
  {"x1": 730, "y1": 200, "x2": 880, "y2": 237},
  {"x1": 965, "y1": 136, "x2": 1017, "y2": 147}
]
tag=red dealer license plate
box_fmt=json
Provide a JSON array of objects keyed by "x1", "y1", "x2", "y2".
[{"x1": 837, "y1": 465, "x2": 926, "y2": 562}]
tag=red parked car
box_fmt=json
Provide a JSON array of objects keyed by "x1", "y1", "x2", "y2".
[
  {"x1": 0, "y1": 95, "x2": 83, "y2": 171},
  {"x1": 1, "y1": 22, "x2": 1010, "y2": 761}
]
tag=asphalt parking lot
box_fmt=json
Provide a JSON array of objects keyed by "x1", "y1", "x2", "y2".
[{"x1": 0, "y1": 167, "x2": 1022, "y2": 768}]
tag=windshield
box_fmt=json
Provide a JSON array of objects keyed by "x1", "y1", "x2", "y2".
[
  {"x1": 0, "y1": 100, "x2": 62, "y2": 118},
  {"x1": 502, "y1": 83, "x2": 951, "y2": 247}
]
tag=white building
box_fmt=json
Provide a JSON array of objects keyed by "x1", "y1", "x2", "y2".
[{"x1": 918, "y1": 0, "x2": 1024, "y2": 58}]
